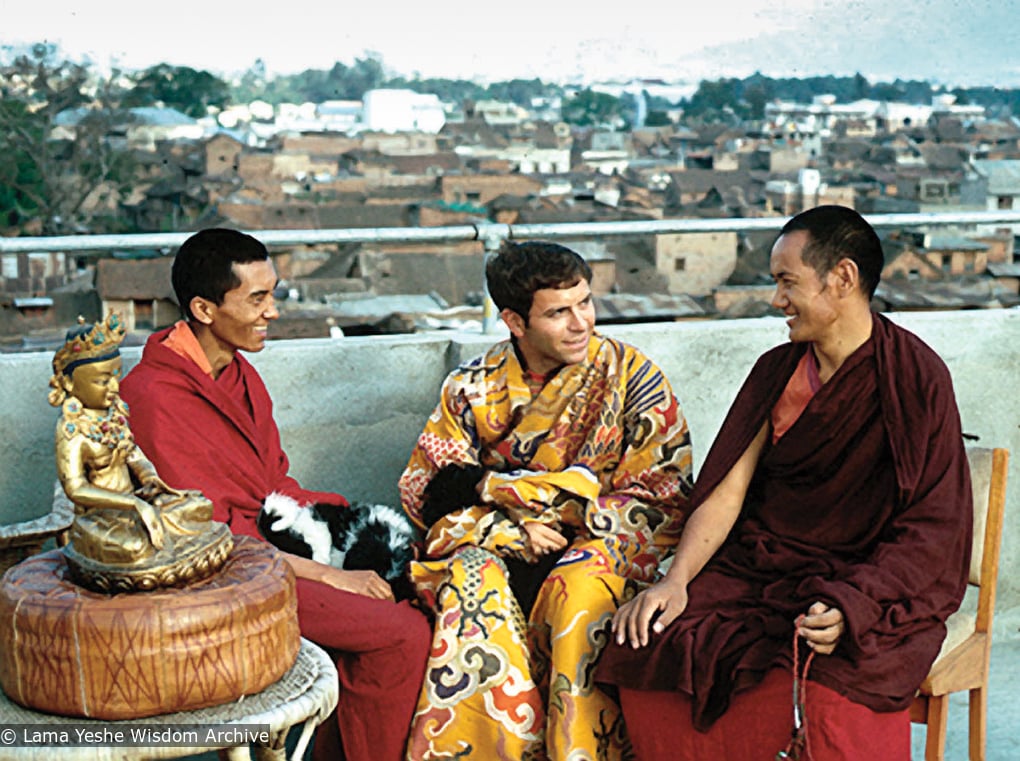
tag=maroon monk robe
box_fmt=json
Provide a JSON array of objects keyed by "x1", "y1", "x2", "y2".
[
  {"x1": 597, "y1": 313, "x2": 972, "y2": 732},
  {"x1": 121, "y1": 327, "x2": 430, "y2": 761}
]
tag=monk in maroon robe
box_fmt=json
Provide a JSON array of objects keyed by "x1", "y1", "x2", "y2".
[
  {"x1": 121, "y1": 228, "x2": 429, "y2": 761},
  {"x1": 597, "y1": 206, "x2": 972, "y2": 760}
]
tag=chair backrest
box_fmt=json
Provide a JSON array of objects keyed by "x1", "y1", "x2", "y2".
[{"x1": 965, "y1": 447, "x2": 1009, "y2": 634}]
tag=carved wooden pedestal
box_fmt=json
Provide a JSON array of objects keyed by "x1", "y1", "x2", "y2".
[{"x1": 0, "y1": 535, "x2": 299, "y2": 720}]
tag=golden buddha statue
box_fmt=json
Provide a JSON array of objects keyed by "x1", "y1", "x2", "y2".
[{"x1": 49, "y1": 313, "x2": 232, "y2": 592}]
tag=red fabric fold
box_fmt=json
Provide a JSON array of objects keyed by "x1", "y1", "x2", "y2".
[
  {"x1": 121, "y1": 327, "x2": 346, "y2": 538},
  {"x1": 619, "y1": 669, "x2": 910, "y2": 761}
]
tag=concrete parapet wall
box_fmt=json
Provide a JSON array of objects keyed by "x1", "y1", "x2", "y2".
[{"x1": 3, "y1": 310, "x2": 1019, "y2": 636}]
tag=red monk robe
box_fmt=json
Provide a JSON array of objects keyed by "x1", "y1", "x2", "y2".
[
  {"x1": 121, "y1": 323, "x2": 429, "y2": 761},
  {"x1": 596, "y1": 313, "x2": 972, "y2": 760}
]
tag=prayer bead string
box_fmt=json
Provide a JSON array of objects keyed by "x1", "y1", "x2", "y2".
[{"x1": 776, "y1": 614, "x2": 816, "y2": 761}]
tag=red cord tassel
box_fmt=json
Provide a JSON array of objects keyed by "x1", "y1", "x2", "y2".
[{"x1": 776, "y1": 614, "x2": 816, "y2": 760}]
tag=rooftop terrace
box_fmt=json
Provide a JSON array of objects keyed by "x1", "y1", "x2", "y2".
[{"x1": 2, "y1": 215, "x2": 1020, "y2": 758}]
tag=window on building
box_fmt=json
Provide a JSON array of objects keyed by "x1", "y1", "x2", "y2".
[
  {"x1": 134, "y1": 300, "x2": 155, "y2": 330},
  {"x1": 674, "y1": 257, "x2": 686, "y2": 272},
  {"x1": 997, "y1": 196, "x2": 1013, "y2": 209}
]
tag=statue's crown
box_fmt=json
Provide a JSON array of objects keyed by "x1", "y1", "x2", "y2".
[{"x1": 52, "y1": 312, "x2": 127, "y2": 377}]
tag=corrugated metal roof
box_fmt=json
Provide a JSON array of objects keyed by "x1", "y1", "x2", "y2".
[
  {"x1": 594, "y1": 293, "x2": 705, "y2": 321},
  {"x1": 971, "y1": 160, "x2": 1020, "y2": 193},
  {"x1": 988, "y1": 263, "x2": 1020, "y2": 278},
  {"x1": 326, "y1": 293, "x2": 447, "y2": 319},
  {"x1": 12, "y1": 297, "x2": 53, "y2": 308},
  {"x1": 54, "y1": 106, "x2": 197, "y2": 128},
  {"x1": 127, "y1": 107, "x2": 197, "y2": 126},
  {"x1": 876, "y1": 278, "x2": 1018, "y2": 309},
  {"x1": 924, "y1": 235, "x2": 988, "y2": 251}
]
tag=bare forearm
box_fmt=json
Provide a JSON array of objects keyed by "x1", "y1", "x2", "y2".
[
  {"x1": 280, "y1": 551, "x2": 394, "y2": 600},
  {"x1": 281, "y1": 551, "x2": 327, "y2": 583},
  {"x1": 612, "y1": 421, "x2": 768, "y2": 648},
  {"x1": 665, "y1": 421, "x2": 768, "y2": 586},
  {"x1": 666, "y1": 502, "x2": 741, "y2": 585}
]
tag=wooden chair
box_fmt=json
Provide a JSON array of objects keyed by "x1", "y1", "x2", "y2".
[{"x1": 910, "y1": 446, "x2": 1009, "y2": 761}]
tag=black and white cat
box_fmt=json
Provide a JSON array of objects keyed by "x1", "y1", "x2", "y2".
[
  {"x1": 419, "y1": 463, "x2": 571, "y2": 616},
  {"x1": 257, "y1": 492, "x2": 419, "y2": 601}
]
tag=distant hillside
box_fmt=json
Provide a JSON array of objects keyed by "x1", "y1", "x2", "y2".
[{"x1": 676, "y1": 0, "x2": 1020, "y2": 87}]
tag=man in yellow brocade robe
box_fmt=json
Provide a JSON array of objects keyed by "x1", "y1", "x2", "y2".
[{"x1": 399, "y1": 240, "x2": 694, "y2": 760}]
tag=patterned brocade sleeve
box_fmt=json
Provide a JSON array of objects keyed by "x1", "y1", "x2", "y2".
[
  {"x1": 399, "y1": 373, "x2": 532, "y2": 559},
  {"x1": 399, "y1": 375, "x2": 480, "y2": 528},
  {"x1": 585, "y1": 354, "x2": 695, "y2": 579}
]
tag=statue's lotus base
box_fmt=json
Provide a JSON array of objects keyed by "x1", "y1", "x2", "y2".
[
  {"x1": 63, "y1": 520, "x2": 234, "y2": 593},
  {"x1": 0, "y1": 535, "x2": 299, "y2": 720}
]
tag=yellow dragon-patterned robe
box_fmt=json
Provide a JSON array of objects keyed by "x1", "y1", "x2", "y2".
[{"x1": 399, "y1": 334, "x2": 693, "y2": 760}]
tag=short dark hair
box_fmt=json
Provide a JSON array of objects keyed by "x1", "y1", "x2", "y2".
[
  {"x1": 779, "y1": 205, "x2": 884, "y2": 299},
  {"x1": 171, "y1": 228, "x2": 269, "y2": 320},
  {"x1": 485, "y1": 240, "x2": 592, "y2": 322}
]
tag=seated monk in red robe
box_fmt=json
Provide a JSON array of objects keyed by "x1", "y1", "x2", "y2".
[
  {"x1": 120, "y1": 228, "x2": 429, "y2": 761},
  {"x1": 596, "y1": 205, "x2": 973, "y2": 761}
]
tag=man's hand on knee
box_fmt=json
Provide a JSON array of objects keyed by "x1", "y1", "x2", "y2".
[{"x1": 612, "y1": 578, "x2": 689, "y2": 649}]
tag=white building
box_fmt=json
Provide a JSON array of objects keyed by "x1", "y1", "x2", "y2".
[
  {"x1": 878, "y1": 102, "x2": 933, "y2": 130},
  {"x1": 473, "y1": 99, "x2": 528, "y2": 126},
  {"x1": 766, "y1": 94, "x2": 988, "y2": 138},
  {"x1": 453, "y1": 145, "x2": 571, "y2": 174},
  {"x1": 316, "y1": 100, "x2": 362, "y2": 133},
  {"x1": 931, "y1": 93, "x2": 986, "y2": 121},
  {"x1": 765, "y1": 97, "x2": 882, "y2": 137},
  {"x1": 362, "y1": 89, "x2": 446, "y2": 133}
]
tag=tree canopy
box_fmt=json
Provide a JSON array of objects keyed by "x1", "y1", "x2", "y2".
[
  {"x1": 561, "y1": 88, "x2": 626, "y2": 128},
  {"x1": 0, "y1": 44, "x2": 138, "y2": 235},
  {"x1": 124, "y1": 63, "x2": 231, "y2": 117}
]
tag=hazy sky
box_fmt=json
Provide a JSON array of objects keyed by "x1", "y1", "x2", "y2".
[
  {"x1": 2, "y1": 0, "x2": 1017, "y2": 85},
  {"x1": 1, "y1": 0, "x2": 849, "y2": 79}
]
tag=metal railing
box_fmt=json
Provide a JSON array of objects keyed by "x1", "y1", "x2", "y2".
[
  {"x1": 4, "y1": 209, "x2": 1020, "y2": 331},
  {"x1": 4, "y1": 211, "x2": 1020, "y2": 254}
]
